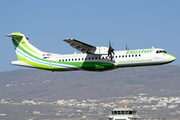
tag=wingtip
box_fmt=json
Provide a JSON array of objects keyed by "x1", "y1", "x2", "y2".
[{"x1": 63, "y1": 38, "x2": 74, "y2": 41}]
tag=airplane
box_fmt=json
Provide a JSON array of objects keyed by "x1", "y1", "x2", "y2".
[{"x1": 6, "y1": 32, "x2": 176, "y2": 72}]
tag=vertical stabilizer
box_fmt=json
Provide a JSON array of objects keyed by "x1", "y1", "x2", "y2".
[{"x1": 6, "y1": 32, "x2": 43, "y2": 61}]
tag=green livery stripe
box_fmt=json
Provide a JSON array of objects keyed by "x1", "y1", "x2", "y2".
[
  {"x1": 161, "y1": 53, "x2": 175, "y2": 58},
  {"x1": 17, "y1": 54, "x2": 49, "y2": 69},
  {"x1": 17, "y1": 55, "x2": 70, "y2": 71},
  {"x1": 13, "y1": 38, "x2": 48, "y2": 62},
  {"x1": 13, "y1": 38, "x2": 82, "y2": 69},
  {"x1": 12, "y1": 33, "x2": 39, "y2": 55}
]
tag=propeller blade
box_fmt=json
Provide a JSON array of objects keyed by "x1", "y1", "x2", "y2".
[
  {"x1": 109, "y1": 40, "x2": 111, "y2": 48},
  {"x1": 108, "y1": 40, "x2": 115, "y2": 61}
]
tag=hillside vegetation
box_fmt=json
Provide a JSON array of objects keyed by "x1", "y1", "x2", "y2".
[{"x1": 0, "y1": 65, "x2": 180, "y2": 101}]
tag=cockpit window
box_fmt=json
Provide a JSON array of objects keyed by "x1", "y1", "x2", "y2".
[{"x1": 156, "y1": 50, "x2": 167, "y2": 53}]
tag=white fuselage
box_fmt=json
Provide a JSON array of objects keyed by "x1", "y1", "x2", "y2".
[{"x1": 46, "y1": 48, "x2": 175, "y2": 68}]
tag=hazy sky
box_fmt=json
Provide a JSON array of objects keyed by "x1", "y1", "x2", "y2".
[{"x1": 1, "y1": 0, "x2": 180, "y2": 72}]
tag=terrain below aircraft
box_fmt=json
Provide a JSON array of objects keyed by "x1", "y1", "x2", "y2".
[{"x1": 6, "y1": 32, "x2": 176, "y2": 72}]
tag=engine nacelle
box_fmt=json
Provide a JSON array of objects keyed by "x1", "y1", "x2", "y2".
[{"x1": 92, "y1": 47, "x2": 109, "y2": 55}]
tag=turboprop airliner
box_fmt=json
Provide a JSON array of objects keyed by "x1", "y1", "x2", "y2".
[{"x1": 6, "y1": 32, "x2": 176, "y2": 72}]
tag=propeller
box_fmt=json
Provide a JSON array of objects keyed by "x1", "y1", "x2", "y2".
[{"x1": 108, "y1": 40, "x2": 115, "y2": 61}]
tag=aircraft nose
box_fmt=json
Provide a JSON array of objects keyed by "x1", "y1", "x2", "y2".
[{"x1": 168, "y1": 54, "x2": 176, "y2": 62}]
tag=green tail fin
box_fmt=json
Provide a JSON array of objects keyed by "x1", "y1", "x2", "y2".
[{"x1": 6, "y1": 32, "x2": 42, "y2": 61}]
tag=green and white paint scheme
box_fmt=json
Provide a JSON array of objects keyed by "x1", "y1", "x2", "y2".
[{"x1": 6, "y1": 32, "x2": 176, "y2": 72}]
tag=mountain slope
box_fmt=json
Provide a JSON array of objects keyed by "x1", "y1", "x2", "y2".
[{"x1": 0, "y1": 65, "x2": 180, "y2": 100}]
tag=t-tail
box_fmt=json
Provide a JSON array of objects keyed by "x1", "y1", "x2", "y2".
[{"x1": 6, "y1": 32, "x2": 48, "y2": 69}]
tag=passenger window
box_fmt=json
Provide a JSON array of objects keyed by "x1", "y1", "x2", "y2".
[
  {"x1": 114, "y1": 111, "x2": 117, "y2": 115},
  {"x1": 75, "y1": 58, "x2": 77, "y2": 61},
  {"x1": 122, "y1": 55, "x2": 124, "y2": 58},
  {"x1": 129, "y1": 111, "x2": 133, "y2": 114},
  {"x1": 95, "y1": 57, "x2": 97, "y2": 59},
  {"x1": 82, "y1": 58, "x2": 84, "y2": 60},
  {"x1": 72, "y1": 59, "x2": 74, "y2": 61},
  {"x1": 59, "y1": 60, "x2": 61, "y2": 62},
  {"x1": 129, "y1": 55, "x2": 131, "y2": 57},
  {"x1": 135, "y1": 54, "x2": 137, "y2": 57},
  {"x1": 122, "y1": 111, "x2": 124, "y2": 114},
  {"x1": 79, "y1": 58, "x2": 80, "y2": 61},
  {"x1": 89, "y1": 57, "x2": 91, "y2": 60},
  {"x1": 116, "y1": 56, "x2": 117, "y2": 58},
  {"x1": 132, "y1": 55, "x2": 134, "y2": 57},
  {"x1": 125, "y1": 55, "x2": 127, "y2": 57},
  {"x1": 99, "y1": 57, "x2": 101, "y2": 59},
  {"x1": 111, "y1": 111, "x2": 114, "y2": 115},
  {"x1": 62, "y1": 59, "x2": 64, "y2": 62},
  {"x1": 125, "y1": 111, "x2": 128, "y2": 114},
  {"x1": 119, "y1": 55, "x2": 121, "y2": 58},
  {"x1": 65, "y1": 59, "x2": 67, "y2": 61},
  {"x1": 92, "y1": 57, "x2": 94, "y2": 60},
  {"x1": 139, "y1": 54, "x2": 141, "y2": 57},
  {"x1": 69, "y1": 59, "x2": 70, "y2": 61},
  {"x1": 102, "y1": 57, "x2": 104, "y2": 59},
  {"x1": 120, "y1": 111, "x2": 122, "y2": 114}
]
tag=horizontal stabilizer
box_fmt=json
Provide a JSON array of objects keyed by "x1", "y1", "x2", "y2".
[
  {"x1": 11, "y1": 61, "x2": 33, "y2": 67},
  {"x1": 5, "y1": 34, "x2": 23, "y2": 38}
]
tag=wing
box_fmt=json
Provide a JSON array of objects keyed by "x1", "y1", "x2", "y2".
[{"x1": 63, "y1": 39, "x2": 96, "y2": 54}]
